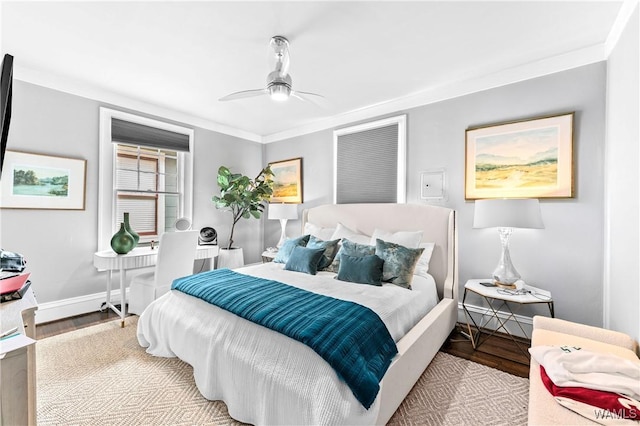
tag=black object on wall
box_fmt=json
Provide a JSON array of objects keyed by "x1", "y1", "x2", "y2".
[{"x1": 0, "y1": 53, "x2": 14, "y2": 179}]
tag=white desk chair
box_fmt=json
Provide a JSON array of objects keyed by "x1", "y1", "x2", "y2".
[{"x1": 128, "y1": 230, "x2": 198, "y2": 315}]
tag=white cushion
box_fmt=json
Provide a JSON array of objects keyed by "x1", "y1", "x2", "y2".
[
  {"x1": 414, "y1": 242, "x2": 436, "y2": 276},
  {"x1": 330, "y1": 222, "x2": 370, "y2": 245},
  {"x1": 303, "y1": 222, "x2": 335, "y2": 241},
  {"x1": 368, "y1": 229, "x2": 423, "y2": 248}
]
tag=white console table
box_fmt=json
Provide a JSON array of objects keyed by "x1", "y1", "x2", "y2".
[
  {"x1": 93, "y1": 245, "x2": 219, "y2": 327},
  {"x1": 0, "y1": 287, "x2": 38, "y2": 426}
]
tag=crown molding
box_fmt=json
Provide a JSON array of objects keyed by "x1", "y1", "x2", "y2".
[
  {"x1": 13, "y1": 65, "x2": 262, "y2": 143},
  {"x1": 604, "y1": 0, "x2": 639, "y2": 57},
  {"x1": 13, "y1": 42, "x2": 607, "y2": 146}
]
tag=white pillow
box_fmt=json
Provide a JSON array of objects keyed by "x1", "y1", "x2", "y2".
[
  {"x1": 330, "y1": 222, "x2": 371, "y2": 245},
  {"x1": 303, "y1": 222, "x2": 335, "y2": 241},
  {"x1": 414, "y1": 242, "x2": 435, "y2": 277},
  {"x1": 369, "y1": 229, "x2": 423, "y2": 248}
]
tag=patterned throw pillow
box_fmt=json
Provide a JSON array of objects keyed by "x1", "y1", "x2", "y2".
[
  {"x1": 273, "y1": 234, "x2": 310, "y2": 264},
  {"x1": 375, "y1": 238, "x2": 424, "y2": 289},
  {"x1": 306, "y1": 236, "x2": 341, "y2": 270},
  {"x1": 325, "y1": 238, "x2": 376, "y2": 273}
]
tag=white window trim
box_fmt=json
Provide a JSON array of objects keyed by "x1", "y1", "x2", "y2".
[
  {"x1": 332, "y1": 114, "x2": 407, "y2": 204},
  {"x1": 98, "y1": 107, "x2": 194, "y2": 250}
]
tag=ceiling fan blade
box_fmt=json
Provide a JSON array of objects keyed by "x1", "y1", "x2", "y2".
[
  {"x1": 291, "y1": 90, "x2": 327, "y2": 107},
  {"x1": 291, "y1": 90, "x2": 326, "y2": 101},
  {"x1": 219, "y1": 88, "x2": 268, "y2": 102}
]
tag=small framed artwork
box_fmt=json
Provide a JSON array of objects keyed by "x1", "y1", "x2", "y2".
[
  {"x1": 465, "y1": 112, "x2": 574, "y2": 199},
  {"x1": 269, "y1": 157, "x2": 303, "y2": 203},
  {"x1": 0, "y1": 150, "x2": 87, "y2": 209}
]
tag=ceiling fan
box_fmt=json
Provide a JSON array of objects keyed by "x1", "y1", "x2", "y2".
[{"x1": 219, "y1": 36, "x2": 324, "y2": 103}]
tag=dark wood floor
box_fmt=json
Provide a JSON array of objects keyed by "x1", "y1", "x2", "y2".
[
  {"x1": 441, "y1": 324, "x2": 530, "y2": 378},
  {"x1": 36, "y1": 313, "x2": 531, "y2": 378}
]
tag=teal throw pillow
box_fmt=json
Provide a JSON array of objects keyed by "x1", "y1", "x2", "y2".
[
  {"x1": 336, "y1": 253, "x2": 384, "y2": 286},
  {"x1": 284, "y1": 246, "x2": 326, "y2": 275},
  {"x1": 375, "y1": 238, "x2": 424, "y2": 289},
  {"x1": 325, "y1": 238, "x2": 376, "y2": 273},
  {"x1": 306, "y1": 236, "x2": 341, "y2": 270},
  {"x1": 273, "y1": 234, "x2": 310, "y2": 264}
]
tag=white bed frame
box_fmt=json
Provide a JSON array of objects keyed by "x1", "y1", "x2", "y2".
[{"x1": 302, "y1": 203, "x2": 458, "y2": 424}]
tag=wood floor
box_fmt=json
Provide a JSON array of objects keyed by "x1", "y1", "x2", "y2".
[{"x1": 36, "y1": 311, "x2": 531, "y2": 378}]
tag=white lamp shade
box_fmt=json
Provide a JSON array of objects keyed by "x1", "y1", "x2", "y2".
[
  {"x1": 473, "y1": 199, "x2": 544, "y2": 229},
  {"x1": 268, "y1": 203, "x2": 298, "y2": 220}
]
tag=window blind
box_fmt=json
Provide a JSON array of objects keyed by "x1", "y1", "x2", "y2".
[
  {"x1": 336, "y1": 123, "x2": 399, "y2": 204},
  {"x1": 111, "y1": 118, "x2": 190, "y2": 152}
]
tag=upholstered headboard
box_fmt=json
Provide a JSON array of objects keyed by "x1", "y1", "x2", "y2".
[{"x1": 302, "y1": 203, "x2": 457, "y2": 301}]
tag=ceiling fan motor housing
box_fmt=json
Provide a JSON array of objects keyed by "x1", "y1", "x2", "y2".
[{"x1": 267, "y1": 71, "x2": 292, "y2": 100}]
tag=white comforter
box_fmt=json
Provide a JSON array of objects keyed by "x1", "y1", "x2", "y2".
[{"x1": 137, "y1": 262, "x2": 439, "y2": 425}]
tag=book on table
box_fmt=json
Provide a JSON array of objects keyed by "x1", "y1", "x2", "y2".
[{"x1": 0, "y1": 272, "x2": 31, "y2": 302}]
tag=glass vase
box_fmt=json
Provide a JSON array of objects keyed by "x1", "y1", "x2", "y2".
[
  {"x1": 123, "y1": 212, "x2": 140, "y2": 248},
  {"x1": 110, "y1": 222, "x2": 135, "y2": 254}
]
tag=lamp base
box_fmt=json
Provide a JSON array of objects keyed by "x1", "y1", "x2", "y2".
[{"x1": 493, "y1": 280, "x2": 517, "y2": 289}]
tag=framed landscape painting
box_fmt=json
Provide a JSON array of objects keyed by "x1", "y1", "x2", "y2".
[
  {"x1": 269, "y1": 157, "x2": 303, "y2": 203},
  {"x1": 465, "y1": 113, "x2": 574, "y2": 199},
  {"x1": 0, "y1": 151, "x2": 87, "y2": 209}
]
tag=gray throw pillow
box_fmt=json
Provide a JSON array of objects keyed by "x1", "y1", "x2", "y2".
[
  {"x1": 325, "y1": 238, "x2": 376, "y2": 273},
  {"x1": 284, "y1": 246, "x2": 326, "y2": 275},
  {"x1": 336, "y1": 253, "x2": 384, "y2": 286},
  {"x1": 273, "y1": 234, "x2": 310, "y2": 263},
  {"x1": 306, "y1": 236, "x2": 341, "y2": 270}
]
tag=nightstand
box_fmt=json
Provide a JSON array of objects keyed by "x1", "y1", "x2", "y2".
[
  {"x1": 261, "y1": 250, "x2": 277, "y2": 263},
  {"x1": 462, "y1": 278, "x2": 554, "y2": 357}
]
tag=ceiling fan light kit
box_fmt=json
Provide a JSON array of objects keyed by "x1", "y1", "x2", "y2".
[{"x1": 219, "y1": 35, "x2": 323, "y2": 104}]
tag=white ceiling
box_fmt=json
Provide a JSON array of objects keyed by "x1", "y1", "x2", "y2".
[{"x1": 1, "y1": 1, "x2": 626, "y2": 142}]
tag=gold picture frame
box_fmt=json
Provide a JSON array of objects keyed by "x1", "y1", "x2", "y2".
[
  {"x1": 0, "y1": 150, "x2": 87, "y2": 210},
  {"x1": 269, "y1": 157, "x2": 303, "y2": 203},
  {"x1": 465, "y1": 113, "x2": 574, "y2": 199}
]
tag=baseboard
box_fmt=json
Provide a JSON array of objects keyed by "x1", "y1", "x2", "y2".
[
  {"x1": 35, "y1": 288, "x2": 129, "y2": 325},
  {"x1": 457, "y1": 302, "x2": 533, "y2": 339}
]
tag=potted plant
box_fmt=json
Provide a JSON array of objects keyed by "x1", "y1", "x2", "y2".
[{"x1": 212, "y1": 165, "x2": 274, "y2": 267}]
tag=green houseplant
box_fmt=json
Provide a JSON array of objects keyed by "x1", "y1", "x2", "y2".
[{"x1": 212, "y1": 165, "x2": 274, "y2": 250}]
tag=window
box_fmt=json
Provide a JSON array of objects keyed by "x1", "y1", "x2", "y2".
[
  {"x1": 98, "y1": 108, "x2": 193, "y2": 249},
  {"x1": 333, "y1": 115, "x2": 406, "y2": 204}
]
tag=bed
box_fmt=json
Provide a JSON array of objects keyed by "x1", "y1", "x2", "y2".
[{"x1": 137, "y1": 203, "x2": 458, "y2": 425}]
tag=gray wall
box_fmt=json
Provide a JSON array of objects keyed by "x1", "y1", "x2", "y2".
[
  {"x1": 0, "y1": 80, "x2": 264, "y2": 304},
  {"x1": 265, "y1": 63, "x2": 607, "y2": 327}
]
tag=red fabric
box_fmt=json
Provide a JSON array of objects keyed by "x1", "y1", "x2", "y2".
[{"x1": 540, "y1": 365, "x2": 639, "y2": 421}]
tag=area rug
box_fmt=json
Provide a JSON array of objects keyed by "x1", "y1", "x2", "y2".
[{"x1": 37, "y1": 318, "x2": 529, "y2": 425}]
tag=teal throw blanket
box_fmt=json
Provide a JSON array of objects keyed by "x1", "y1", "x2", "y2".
[{"x1": 172, "y1": 268, "x2": 397, "y2": 409}]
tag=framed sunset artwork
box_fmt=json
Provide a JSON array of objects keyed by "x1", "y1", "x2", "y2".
[
  {"x1": 465, "y1": 113, "x2": 574, "y2": 200},
  {"x1": 269, "y1": 157, "x2": 303, "y2": 203}
]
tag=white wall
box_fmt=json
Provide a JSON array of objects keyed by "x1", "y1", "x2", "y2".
[
  {"x1": 605, "y1": 5, "x2": 640, "y2": 342},
  {"x1": 266, "y1": 63, "x2": 608, "y2": 328},
  {"x1": 0, "y1": 81, "x2": 264, "y2": 311}
]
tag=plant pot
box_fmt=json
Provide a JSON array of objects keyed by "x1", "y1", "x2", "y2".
[{"x1": 217, "y1": 247, "x2": 244, "y2": 269}]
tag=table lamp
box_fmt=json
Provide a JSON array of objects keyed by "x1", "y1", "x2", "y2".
[
  {"x1": 473, "y1": 198, "x2": 544, "y2": 288},
  {"x1": 268, "y1": 203, "x2": 298, "y2": 248}
]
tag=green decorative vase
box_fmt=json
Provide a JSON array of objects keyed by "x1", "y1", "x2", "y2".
[
  {"x1": 110, "y1": 222, "x2": 135, "y2": 254},
  {"x1": 123, "y1": 212, "x2": 140, "y2": 248}
]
